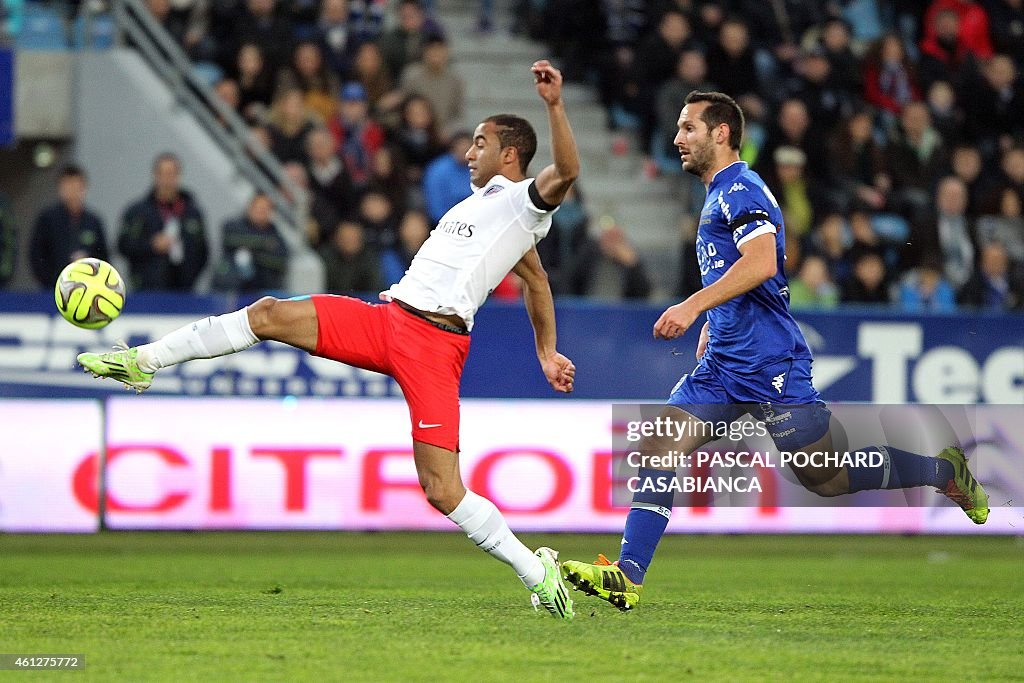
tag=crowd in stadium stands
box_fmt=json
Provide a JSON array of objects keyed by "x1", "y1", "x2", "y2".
[
  {"x1": 525, "y1": 0, "x2": 1024, "y2": 311},
  {"x1": 12, "y1": 0, "x2": 1024, "y2": 313}
]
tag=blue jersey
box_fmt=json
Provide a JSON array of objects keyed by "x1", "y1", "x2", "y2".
[{"x1": 696, "y1": 161, "x2": 811, "y2": 370}]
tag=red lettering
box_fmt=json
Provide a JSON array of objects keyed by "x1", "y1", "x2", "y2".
[
  {"x1": 688, "y1": 458, "x2": 712, "y2": 514},
  {"x1": 754, "y1": 463, "x2": 778, "y2": 514},
  {"x1": 210, "y1": 447, "x2": 231, "y2": 511},
  {"x1": 72, "y1": 444, "x2": 190, "y2": 513},
  {"x1": 361, "y1": 449, "x2": 421, "y2": 511},
  {"x1": 591, "y1": 451, "x2": 630, "y2": 513},
  {"x1": 251, "y1": 447, "x2": 342, "y2": 511},
  {"x1": 470, "y1": 449, "x2": 572, "y2": 514},
  {"x1": 72, "y1": 451, "x2": 101, "y2": 513}
]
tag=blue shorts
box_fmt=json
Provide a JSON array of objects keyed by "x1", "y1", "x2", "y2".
[{"x1": 667, "y1": 355, "x2": 831, "y2": 450}]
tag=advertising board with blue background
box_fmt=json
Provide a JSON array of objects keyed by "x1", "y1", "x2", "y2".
[{"x1": 1, "y1": 293, "x2": 1021, "y2": 403}]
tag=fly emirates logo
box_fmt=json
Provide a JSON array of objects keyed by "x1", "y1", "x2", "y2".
[{"x1": 436, "y1": 220, "x2": 475, "y2": 238}]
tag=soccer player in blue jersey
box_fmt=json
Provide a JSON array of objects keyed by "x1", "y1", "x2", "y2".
[{"x1": 562, "y1": 91, "x2": 989, "y2": 611}]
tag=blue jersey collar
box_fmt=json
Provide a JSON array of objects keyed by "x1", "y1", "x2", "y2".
[{"x1": 709, "y1": 161, "x2": 747, "y2": 189}]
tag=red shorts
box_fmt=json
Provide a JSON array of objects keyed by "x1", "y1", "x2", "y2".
[{"x1": 310, "y1": 295, "x2": 471, "y2": 451}]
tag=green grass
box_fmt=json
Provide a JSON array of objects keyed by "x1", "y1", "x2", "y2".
[{"x1": 0, "y1": 533, "x2": 1022, "y2": 682}]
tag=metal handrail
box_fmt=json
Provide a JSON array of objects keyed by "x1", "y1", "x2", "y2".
[{"x1": 108, "y1": 0, "x2": 303, "y2": 233}]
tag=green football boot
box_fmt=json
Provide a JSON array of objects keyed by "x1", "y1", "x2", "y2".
[
  {"x1": 561, "y1": 554, "x2": 643, "y2": 611},
  {"x1": 78, "y1": 344, "x2": 155, "y2": 393},
  {"x1": 530, "y1": 547, "x2": 574, "y2": 621},
  {"x1": 936, "y1": 446, "x2": 989, "y2": 524}
]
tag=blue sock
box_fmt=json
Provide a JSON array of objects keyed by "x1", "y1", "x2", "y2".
[
  {"x1": 618, "y1": 468, "x2": 674, "y2": 585},
  {"x1": 846, "y1": 446, "x2": 954, "y2": 492}
]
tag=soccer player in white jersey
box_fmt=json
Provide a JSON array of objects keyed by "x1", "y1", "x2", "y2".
[{"x1": 78, "y1": 60, "x2": 580, "y2": 620}]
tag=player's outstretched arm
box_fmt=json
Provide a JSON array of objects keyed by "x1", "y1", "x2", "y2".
[
  {"x1": 654, "y1": 233, "x2": 777, "y2": 340},
  {"x1": 531, "y1": 60, "x2": 580, "y2": 209},
  {"x1": 513, "y1": 246, "x2": 575, "y2": 393}
]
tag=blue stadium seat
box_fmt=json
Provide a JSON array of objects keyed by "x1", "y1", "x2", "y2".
[
  {"x1": 16, "y1": 2, "x2": 67, "y2": 51},
  {"x1": 73, "y1": 13, "x2": 116, "y2": 49},
  {"x1": 871, "y1": 213, "x2": 910, "y2": 243},
  {"x1": 192, "y1": 61, "x2": 223, "y2": 87}
]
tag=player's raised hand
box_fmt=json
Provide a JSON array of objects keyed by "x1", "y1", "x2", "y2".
[
  {"x1": 531, "y1": 60, "x2": 563, "y2": 105},
  {"x1": 541, "y1": 352, "x2": 576, "y2": 393},
  {"x1": 653, "y1": 301, "x2": 700, "y2": 340}
]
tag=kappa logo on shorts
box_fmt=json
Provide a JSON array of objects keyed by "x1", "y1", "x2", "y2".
[
  {"x1": 771, "y1": 372, "x2": 786, "y2": 394},
  {"x1": 418, "y1": 420, "x2": 443, "y2": 429},
  {"x1": 483, "y1": 184, "x2": 505, "y2": 196}
]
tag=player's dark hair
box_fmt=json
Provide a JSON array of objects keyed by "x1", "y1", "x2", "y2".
[
  {"x1": 684, "y1": 91, "x2": 744, "y2": 151},
  {"x1": 484, "y1": 114, "x2": 537, "y2": 174},
  {"x1": 60, "y1": 164, "x2": 87, "y2": 182}
]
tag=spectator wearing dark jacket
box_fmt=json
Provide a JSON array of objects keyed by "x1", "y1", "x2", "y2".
[
  {"x1": 957, "y1": 241, "x2": 1024, "y2": 311},
  {"x1": 305, "y1": 126, "x2": 355, "y2": 222},
  {"x1": 220, "y1": 0, "x2": 294, "y2": 76},
  {"x1": 381, "y1": 208, "x2": 429, "y2": 286},
  {"x1": 29, "y1": 164, "x2": 109, "y2": 288},
  {"x1": 377, "y1": 0, "x2": 443, "y2": 81},
  {"x1": 705, "y1": 18, "x2": 761, "y2": 101},
  {"x1": 118, "y1": 153, "x2": 209, "y2": 291},
  {"x1": 961, "y1": 54, "x2": 1024, "y2": 154},
  {"x1": 320, "y1": 217, "x2": 382, "y2": 293},
  {"x1": 842, "y1": 249, "x2": 891, "y2": 305},
  {"x1": 213, "y1": 192, "x2": 289, "y2": 293},
  {"x1": 0, "y1": 192, "x2": 15, "y2": 288},
  {"x1": 886, "y1": 101, "x2": 949, "y2": 221}
]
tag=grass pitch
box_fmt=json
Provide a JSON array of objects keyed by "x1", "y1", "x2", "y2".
[{"x1": 0, "y1": 532, "x2": 1021, "y2": 682}]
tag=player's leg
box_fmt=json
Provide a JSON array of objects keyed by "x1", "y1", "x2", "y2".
[
  {"x1": 78, "y1": 296, "x2": 317, "y2": 391},
  {"x1": 412, "y1": 439, "x2": 571, "y2": 619},
  {"x1": 784, "y1": 422, "x2": 988, "y2": 523},
  {"x1": 563, "y1": 364, "x2": 737, "y2": 610},
  {"x1": 563, "y1": 405, "x2": 720, "y2": 610},
  {"x1": 618, "y1": 406, "x2": 721, "y2": 581},
  {"x1": 411, "y1": 434, "x2": 574, "y2": 621},
  {"x1": 774, "y1": 419, "x2": 846, "y2": 496},
  {"x1": 754, "y1": 361, "x2": 988, "y2": 523},
  {"x1": 391, "y1": 305, "x2": 573, "y2": 619}
]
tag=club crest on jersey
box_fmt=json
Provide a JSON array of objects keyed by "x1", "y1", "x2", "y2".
[
  {"x1": 483, "y1": 184, "x2": 505, "y2": 196},
  {"x1": 728, "y1": 182, "x2": 747, "y2": 194}
]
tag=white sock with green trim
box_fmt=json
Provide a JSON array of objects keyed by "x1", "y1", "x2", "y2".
[{"x1": 447, "y1": 490, "x2": 545, "y2": 588}]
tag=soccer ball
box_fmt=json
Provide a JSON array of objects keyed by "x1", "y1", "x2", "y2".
[{"x1": 54, "y1": 258, "x2": 126, "y2": 329}]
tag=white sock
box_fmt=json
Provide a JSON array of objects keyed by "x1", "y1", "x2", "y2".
[
  {"x1": 447, "y1": 490, "x2": 545, "y2": 588},
  {"x1": 136, "y1": 309, "x2": 260, "y2": 372}
]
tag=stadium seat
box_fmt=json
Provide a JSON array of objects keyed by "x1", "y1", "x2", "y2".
[
  {"x1": 192, "y1": 61, "x2": 223, "y2": 87},
  {"x1": 870, "y1": 213, "x2": 910, "y2": 243},
  {"x1": 842, "y1": 0, "x2": 883, "y2": 43},
  {"x1": 73, "y1": 13, "x2": 116, "y2": 49},
  {"x1": 609, "y1": 103, "x2": 640, "y2": 132},
  {"x1": 16, "y1": 2, "x2": 67, "y2": 51}
]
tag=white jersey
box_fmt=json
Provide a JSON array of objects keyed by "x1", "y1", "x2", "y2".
[{"x1": 384, "y1": 175, "x2": 556, "y2": 331}]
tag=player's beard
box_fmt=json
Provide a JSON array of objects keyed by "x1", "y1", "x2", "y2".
[{"x1": 682, "y1": 134, "x2": 715, "y2": 178}]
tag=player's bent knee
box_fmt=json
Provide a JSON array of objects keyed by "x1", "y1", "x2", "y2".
[
  {"x1": 423, "y1": 487, "x2": 461, "y2": 515},
  {"x1": 420, "y1": 479, "x2": 463, "y2": 515},
  {"x1": 804, "y1": 478, "x2": 846, "y2": 497},
  {"x1": 246, "y1": 296, "x2": 281, "y2": 337}
]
